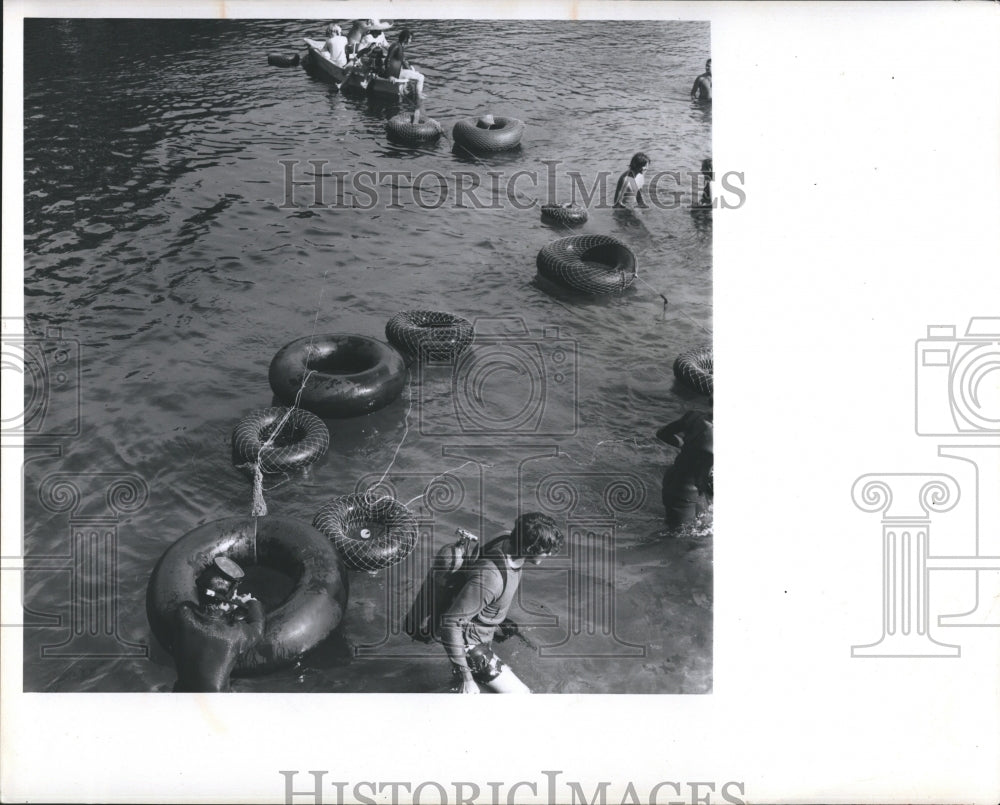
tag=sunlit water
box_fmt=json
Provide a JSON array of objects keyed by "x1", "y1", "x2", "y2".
[{"x1": 21, "y1": 18, "x2": 712, "y2": 693}]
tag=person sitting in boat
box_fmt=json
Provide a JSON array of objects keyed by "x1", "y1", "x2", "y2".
[
  {"x1": 322, "y1": 23, "x2": 349, "y2": 68},
  {"x1": 439, "y1": 512, "x2": 563, "y2": 693},
  {"x1": 691, "y1": 58, "x2": 712, "y2": 103},
  {"x1": 171, "y1": 556, "x2": 265, "y2": 692},
  {"x1": 613, "y1": 152, "x2": 650, "y2": 208},
  {"x1": 384, "y1": 29, "x2": 425, "y2": 97},
  {"x1": 344, "y1": 20, "x2": 369, "y2": 63},
  {"x1": 358, "y1": 28, "x2": 390, "y2": 72},
  {"x1": 656, "y1": 410, "x2": 714, "y2": 532}
]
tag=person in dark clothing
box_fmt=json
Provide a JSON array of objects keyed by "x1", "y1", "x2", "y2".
[
  {"x1": 439, "y1": 513, "x2": 563, "y2": 693},
  {"x1": 656, "y1": 410, "x2": 714, "y2": 531},
  {"x1": 171, "y1": 557, "x2": 265, "y2": 692},
  {"x1": 383, "y1": 29, "x2": 425, "y2": 96}
]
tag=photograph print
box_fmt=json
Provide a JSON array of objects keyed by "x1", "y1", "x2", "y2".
[{"x1": 16, "y1": 16, "x2": 716, "y2": 694}]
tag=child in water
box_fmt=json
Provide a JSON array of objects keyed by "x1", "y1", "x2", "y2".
[
  {"x1": 614, "y1": 152, "x2": 650, "y2": 208},
  {"x1": 171, "y1": 557, "x2": 265, "y2": 692}
]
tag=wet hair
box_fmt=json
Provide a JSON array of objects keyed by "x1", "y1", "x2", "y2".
[
  {"x1": 509, "y1": 512, "x2": 564, "y2": 558},
  {"x1": 629, "y1": 152, "x2": 650, "y2": 174},
  {"x1": 399, "y1": 29, "x2": 413, "y2": 44}
]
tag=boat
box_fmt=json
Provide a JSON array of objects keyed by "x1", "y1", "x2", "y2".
[{"x1": 303, "y1": 37, "x2": 415, "y2": 99}]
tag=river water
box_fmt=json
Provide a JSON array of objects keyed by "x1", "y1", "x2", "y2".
[{"x1": 20, "y1": 18, "x2": 712, "y2": 693}]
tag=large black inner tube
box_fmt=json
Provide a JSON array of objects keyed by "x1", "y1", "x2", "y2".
[
  {"x1": 536, "y1": 234, "x2": 638, "y2": 295},
  {"x1": 268, "y1": 334, "x2": 407, "y2": 419},
  {"x1": 385, "y1": 310, "x2": 474, "y2": 363},
  {"x1": 313, "y1": 493, "x2": 419, "y2": 572},
  {"x1": 146, "y1": 515, "x2": 348, "y2": 676},
  {"x1": 673, "y1": 345, "x2": 714, "y2": 396},
  {"x1": 231, "y1": 407, "x2": 330, "y2": 474},
  {"x1": 452, "y1": 117, "x2": 525, "y2": 153}
]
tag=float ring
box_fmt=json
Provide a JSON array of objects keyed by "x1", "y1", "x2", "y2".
[
  {"x1": 385, "y1": 311, "x2": 474, "y2": 363},
  {"x1": 145, "y1": 515, "x2": 348, "y2": 676},
  {"x1": 452, "y1": 116, "x2": 524, "y2": 153},
  {"x1": 673, "y1": 345, "x2": 714, "y2": 396},
  {"x1": 268, "y1": 334, "x2": 407, "y2": 419},
  {"x1": 536, "y1": 234, "x2": 637, "y2": 295},
  {"x1": 231, "y1": 407, "x2": 330, "y2": 475},
  {"x1": 541, "y1": 203, "x2": 588, "y2": 227},
  {"x1": 386, "y1": 114, "x2": 442, "y2": 145},
  {"x1": 313, "y1": 493, "x2": 419, "y2": 572}
]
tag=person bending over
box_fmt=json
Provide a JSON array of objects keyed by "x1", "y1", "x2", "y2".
[
  {"x1": 656, "y1": 410, "x2": 714, "y2": 531},
  {"x1": 439, "y1": 513, "x2": 563, "y2": 694},
  {"x1": 172, "y1": 556, "x2": 265, "y2": 692},
  {"x1": 614, "y1": 152, "x2": 651, "y2": 208},
  {"x1": 384, "y1": 29, "x2": 425, "y2": 97},
  {"x1": 691, "y1": 59, "x2": 712, "y2": 103}
]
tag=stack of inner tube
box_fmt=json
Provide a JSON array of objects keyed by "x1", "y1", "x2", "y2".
[
  {"x1": 452, "y1": 116, "x2": 524, "y2": 153},
  {"x1": 385, "y1": 311, "x2": 474, "y2": 363},
  {"x1": 231, "y1": 407, "x2": 330, "y2": 474},
  {"x1": 269, "y1": 334, "x2": 406, "y2": 418},
  {"x1": 536, "y1": 234, "x2": 637, "y2": 295},
  {"x1": 313, "y1": 493, "x2": 419, "y2": 572},
  {"x1": 673, "y1": 345, "x2": 714, "y2": 396}
]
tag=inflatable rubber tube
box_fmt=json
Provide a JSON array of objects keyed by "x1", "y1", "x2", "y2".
[
  {"x1": 268, "y1": 52, "x2": 301, "y2": 67},
  {"x1": 385, "y1": 311, "x2": 474, "y2": 363},
  {"x1": 536, "y1": 234, "x2": 637, "y2": 295},
  {"x1": 269, "y1": 334, "x2": 407, "y2": 419},
  {"x1": 146, "y1": 515, "x2": 348, "y2": 676},
  {"x1": 386, "y1": 113, "x2": 442, "y2": 145},
  {"x1": 452, "y1": 117, "x2": 524, "y2": 153},
  {"x1": 313, "y1": 493, "x2": 419, "y2": 572},
  {"x1": 541, "y1": 203, "x2": 588, "y2": 226},
  {"x1": 673, "y1": 345, "x2": 714, "y2": 396},
  {"x1": 231, "y1": 407, "x2": 330, "y2": 475}
]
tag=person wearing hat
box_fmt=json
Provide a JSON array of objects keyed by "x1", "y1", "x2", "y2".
[
  {"x1": 656, "y1": 410, "x2": 714, "y2": 531},
  {"x1": 322, "y1": 23, "x2": 349, "y2": 68},
  {"x1": 171, "y1": 556, "x2": 265, "y2": 692},
  {"x1": 383, "y1": 29, "x2": 425, "y2": 97},
  {"x1": 691, "y1": 59, "x2": 712, "y2": 103}
]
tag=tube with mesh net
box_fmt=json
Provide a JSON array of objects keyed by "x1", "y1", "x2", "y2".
[
  {"x1": 313, "y1": 492, "x2": 419, "y2": 572},
  {"x1": 541, "y1": 203, "x2": 588, "y2": 226},
  {"x1": 385, "y1": 311, "x2": 474, "y2": 364},
  {"x1": 673, "y1": 344, "x2": 714, "y2": 396},
  {"x1": 536, "y1": 234, "x2": 637, "y2": 295},
  {"x1": 232, "y1": 407, "x2": 330, "y2": 475}
]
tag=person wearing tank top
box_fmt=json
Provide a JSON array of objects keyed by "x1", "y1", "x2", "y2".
[{"x1": 439, "y1": 512, "x2": 564, "y2": 693}]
